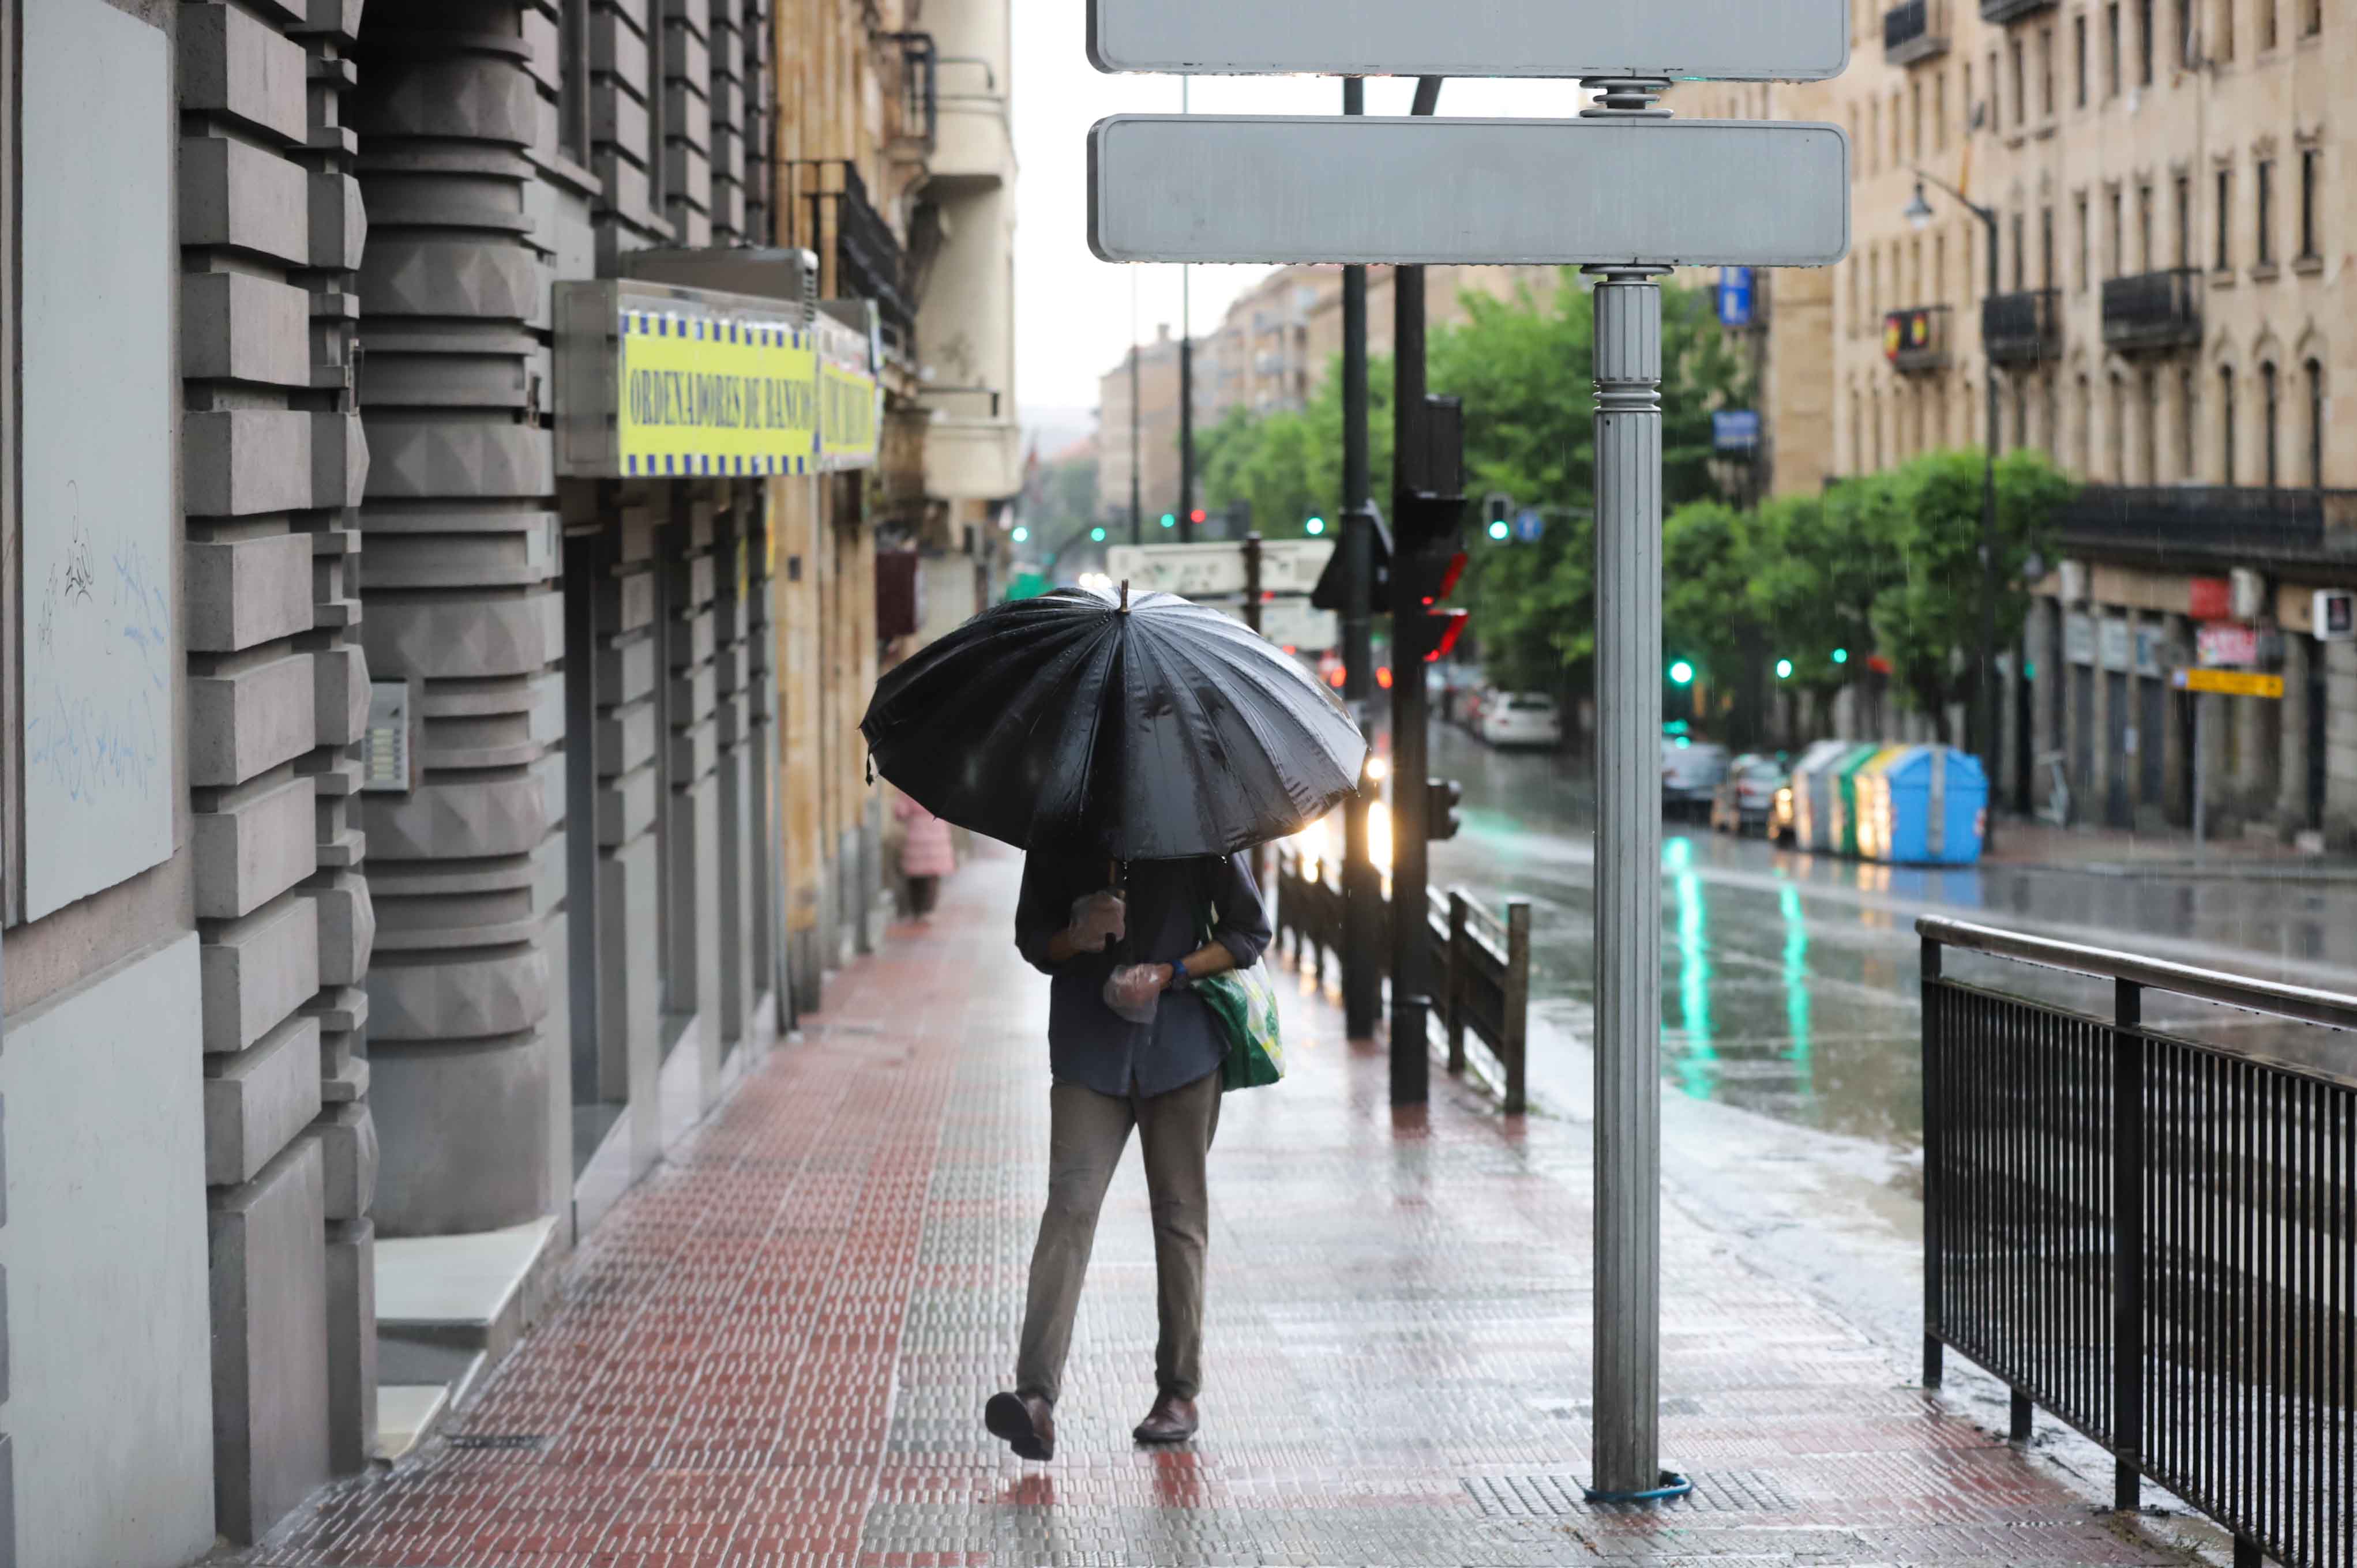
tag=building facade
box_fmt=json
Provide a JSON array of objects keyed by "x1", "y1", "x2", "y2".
[
  {"x1": 1768, "y1": 0, "x2": 2357, "y2": 838},
  {"x1": 0, "y1": 0, "x2": 1014, "y2": 1561}
]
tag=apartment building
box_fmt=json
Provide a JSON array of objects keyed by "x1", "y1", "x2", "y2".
[
  {"x1": 1801, "y1": 0, "x2": 2357, "y2": 840},
  {"x1": 0, "y1": 0, "x2": 1014, "y2": 1559}
]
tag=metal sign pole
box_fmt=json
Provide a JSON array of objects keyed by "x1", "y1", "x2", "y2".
[
  {"x1": 1588, "y1": 74, "x2": 1669, "y2": 1502},
  {"x1": 1339, "y1": 83, "x2": 1382, "y2": 1043}
]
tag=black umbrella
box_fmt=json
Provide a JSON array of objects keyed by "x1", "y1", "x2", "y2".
[{"x1": 860, "y1": 584, "x2": 1366, "y2": 861}]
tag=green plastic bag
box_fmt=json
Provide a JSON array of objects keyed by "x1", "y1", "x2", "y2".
[
  {"x1": 1200, "y1": 962, "x2": 1285, "y2": 1091},
  {"x1": 1195, "y1": 878, "x2": 1284, "y2": 1091}
]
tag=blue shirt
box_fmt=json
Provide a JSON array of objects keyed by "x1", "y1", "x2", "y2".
[{"x1": 1014, "y1": 851, "x2": 1274, "y2": 1099}]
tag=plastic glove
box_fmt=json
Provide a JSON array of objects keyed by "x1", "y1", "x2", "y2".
[
  {"x1": 1102, "y1": 963, "x2": 1165, "y2": 1024},
  {"x1": 1068, "y1": 890, "x2": 1126, "y2": 952}
]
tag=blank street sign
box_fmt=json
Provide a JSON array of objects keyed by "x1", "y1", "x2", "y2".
[
  {"x1": 1087, "y1": 0, "x2": 1849, "y2": 82},
  {"x1": 1090, "y1": 116, "x2": 1850, "y2": 268}
]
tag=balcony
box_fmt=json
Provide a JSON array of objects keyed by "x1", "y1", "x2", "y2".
[
  {"x1": 2101, "y1": 267, "x2": 2202, "y2": 353},
  {"x1": 926, "y1": 54, "x2": 1012, "y2": 188},
  {"x1": 794, "y1": 160, "x2": 918, "y2": 355},
  {"x1": 1980, "y1": 0, "x2": 2055, "y2": 21},
  {"x1": 1884, "y1": 305, "x2": 1951, "y2": 373},
  {"x1": 1981, "y1": 288, "x2": 2061, "y2": 364},
  {"x1": 1885, "y1": 0, "x2": 1949, "y2": 62},
  {"x1": 2056, "y1": 485, "x2": 2357, "y2": 565}
]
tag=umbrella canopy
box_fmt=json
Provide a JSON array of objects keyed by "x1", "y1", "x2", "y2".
[{"x1": 861, "y1": 585, "x2": 1365, "y2": 861}]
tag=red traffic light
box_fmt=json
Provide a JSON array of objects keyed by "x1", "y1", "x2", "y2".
[
  {"x1": 1420, "y1": 550, "x2": 1469, "y2": 607},
  {"x1": 1189, "y1": 508, "x2": 1207, "y2": 525},
  {"x1": 1423, "y1": 610, "x2": 1470, "y2": 663}
]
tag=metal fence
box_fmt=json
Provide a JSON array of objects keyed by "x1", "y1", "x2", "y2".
[
  {"x1": 1274, "y1": 848, "x2": 1530, "y2": 1112},
  {"x1": 1920, "y1": 915, "x2": 2356, "y2": 1568}
]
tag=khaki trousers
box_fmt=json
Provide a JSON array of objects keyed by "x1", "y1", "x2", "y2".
[{"x1": 1014, "y1": 1068, "x2": 1222, "y2": 1405}]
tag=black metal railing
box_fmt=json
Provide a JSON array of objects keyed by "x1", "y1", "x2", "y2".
[
  {"x1": 2056, "y1": 484, "x2": 2357, "y2": 563},
  {"x1": 1275, "y1": 848, "x2": 1530, "y2": 1112},
  {"x1": 796, "y1": 160, "x2": 918, "y2": 352},
  {"x1": 1886, "y1": 304, "x2": 1952, "y2": 373},
  {"x1": 2102, "y1": 266, "x2": 2203, "y2": 352},
  {"x1": 1983, "y1": 288, "x2": 2062, "y2": 363},
  {"x1": 1921, "y1": 916, "x2": 2357, "y2": 1568},
  {"x1": 1885, "y1": 0, "x2": 1950, "y2": 61},
  {"x1": 880, "y1": 32, "x2": 938, "y2": 150},
  {"x1": 1981, "y1": 0, "x2": 2057, "y2": 21}
]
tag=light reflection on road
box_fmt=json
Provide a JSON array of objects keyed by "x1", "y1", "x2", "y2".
[{"x1": 1420, "y1": 724, "x2": 2357, "y2": 1152}]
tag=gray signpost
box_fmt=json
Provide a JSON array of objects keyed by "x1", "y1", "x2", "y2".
[{"x1": 1087, "y1": 7, "x2": 1848, "y2": 1502}]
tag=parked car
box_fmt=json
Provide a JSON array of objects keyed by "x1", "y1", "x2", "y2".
[
  {"x1": 1661, "y1": 740, "x2": 1730, "y2": 820},
  {"x1": 1481, "y1": 692, "x2": 1563, "y2": 749},
  {"x1": 1459, "y1": 686, "x2": 1493, "y2": 733},
  {"x1": 1710, "y1": 754, "x2": 1787, "y2": 835}
]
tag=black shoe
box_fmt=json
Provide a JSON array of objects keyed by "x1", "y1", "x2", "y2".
[
  {"x1": 1132, "y1": 1391, "x2": 1199, "y2": 1443},
  {"x1": 986, "y1": 1390, "x2": 1055, "y2": 1461}
]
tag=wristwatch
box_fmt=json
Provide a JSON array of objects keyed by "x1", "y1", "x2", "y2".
[{"x1": 1166, "y1": 959, "x2": 1192, "y2": 992}]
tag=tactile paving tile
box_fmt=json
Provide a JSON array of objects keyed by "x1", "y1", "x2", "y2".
[{"x1": 245, "y1": 852, "x2": 2203, "y2": 1568}]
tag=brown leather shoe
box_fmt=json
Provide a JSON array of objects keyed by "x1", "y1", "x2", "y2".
[
  {"x1": 1132, "y1": 1390, "x2": 1199, "y2": 1443},
  {"x1": 985, "y1": 1390, "x2": 1054, "y2": 1461}
]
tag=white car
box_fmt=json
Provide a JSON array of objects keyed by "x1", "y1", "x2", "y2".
[
  {"x1": 1481, "y1": 693, "x2": 1563, "y2": 748},
  {"x1": 1661, "y1": 740, "x2": 1731, "y2": 819}
]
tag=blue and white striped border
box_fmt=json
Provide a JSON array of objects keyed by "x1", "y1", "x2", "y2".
[
  {"x1": 619, "y1": 308, "x2": 807, "y2": 350},
  {"x1": 624, "y1": 453, "x2": 812, "y2": 477}
]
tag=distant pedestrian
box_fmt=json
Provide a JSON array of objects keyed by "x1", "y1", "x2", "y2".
[
  {"x1": 894, "y1": 791, "x2": 954, "y2": 919},
  {"x1": 983, "y1": 850, "x2": 1271, "y2": 1461}
]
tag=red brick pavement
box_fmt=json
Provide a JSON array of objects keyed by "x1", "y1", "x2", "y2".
[{"x1": 251, "y1": 848, "x2": 2195, "y2": 1567}]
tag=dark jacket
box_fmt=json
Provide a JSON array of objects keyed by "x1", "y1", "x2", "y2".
[{"x1": 1014, "y1": 851, "x2": 1273, "y2": 1099}]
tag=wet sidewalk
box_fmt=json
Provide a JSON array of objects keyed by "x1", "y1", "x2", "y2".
[{"x1": 250, "y1": 850, "x2": 2195, "y2": 1567}]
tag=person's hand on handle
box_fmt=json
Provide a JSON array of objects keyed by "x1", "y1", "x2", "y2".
[{"x1": 1067, "y1": 890, "x2": 1127, "y2": 952}]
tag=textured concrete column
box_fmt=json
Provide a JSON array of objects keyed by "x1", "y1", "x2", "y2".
[
  {"x1": 354, "y1": 10, "x2": 558, "y2": 1235},
  {"x1": 2028, "y1": 598, "x2": 2060, "y2": 810},
  {"x1": 2234, "y1": 644, "x2": 2280, "y2": 825},
  {"x1": 2280, "y1": 632, "x2": 2316, "y2": 832},
  {"x1": 2161, "y1": 614, "x2": 2193, "y2": 825},
  {"x1": 288, "y1": 0, "x2": 378, "y2": 1482},
  {"x1": 2089, "y1": 615, "x2": 2114, "y2": 824},
  {"x1": 2324, "y1": 640, "x2": 2357, "y2": 846}
]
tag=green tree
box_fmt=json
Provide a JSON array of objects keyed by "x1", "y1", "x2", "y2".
[
  {"x1": 1437, "y1": 275, "x2": 1750, "y2": 695},
  {"x1": 1869, "y1": 448, "x2": 2075, "y2": 740},
  {"x1": 1746, "y1": 479, "x2": 1907, "y2": 730}
]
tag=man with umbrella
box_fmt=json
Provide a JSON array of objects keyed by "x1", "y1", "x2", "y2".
[
  {"x1": 860, "y1": 583, "x2": 1364, "y2": 1462},
  {"x1": 986, "y1": 844, "x2": 1271, "y2": 1456}
]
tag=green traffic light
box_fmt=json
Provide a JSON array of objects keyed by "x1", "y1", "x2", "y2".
[
  {"x1": 1090, "y1": 527, "x2": 1106, "y2": 542},
  {"x1": 1011, "y1": 525, "x2": 1029, "y2": 543},
  {"x1": 1669, "y1": 660, "x2": 1695, "y2": 686},
  {"x1": 1488, "y1": 519, "x2": 1510, "y2": 540},
  {"x1": 1831, "y1": 648, "x2": 1849, "y2": 664},
  {"x1": 1775, "y1": 658, "x2": 1793, "y2": 679},
  {"x1": 1160, "y1": 513, "x2": 1176, "y2": 528},
  {"x1": 1305, "y1": 516, "x2": 1325, "y2": 535}
]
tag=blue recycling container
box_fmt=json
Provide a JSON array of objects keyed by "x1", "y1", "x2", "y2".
[{"x1": 1858, "y1": 745, "x2": 1987, "y2": 865}]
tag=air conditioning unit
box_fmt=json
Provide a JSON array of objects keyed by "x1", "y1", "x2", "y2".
[
  {"x1": 2232, "y1": 567, "x2": 2268, "y2": 622},
  {"x1": 621, "y1": 246, "x2": 820, "y2": 324},
  {"x1": 2315, "y1": 589, "x2": 2356, "y2": 642}
]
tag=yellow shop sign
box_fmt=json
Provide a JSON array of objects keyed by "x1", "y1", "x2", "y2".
[
  {"x1": 617, "y1": 307, "x2": 818, "y2": 477},
  {"x1": 820, "y1": 359, "x2": 879, "y2": 464}
]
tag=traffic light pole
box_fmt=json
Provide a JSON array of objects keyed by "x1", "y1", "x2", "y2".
[
  {"x1": 1339, "y1": 76, "x2": 1380, "y2": 1043},
  {"x1": 1587, "y1": 76, "x2": 1669, "y2": 1503},
  {"x1": 1386, "y1": 74, "x2": 1443, "y2": 1110}
]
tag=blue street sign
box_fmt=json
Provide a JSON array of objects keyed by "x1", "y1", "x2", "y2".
[
  {"x1": 1712, "y1": 409, "x2": 1762, "y2": 452},
  {"x1": 1514, "y1": 509, "x2": 1545, "y2": 542},
  {"x1": 1717, "y1": 266, "x2": 1755, "y2": 326}
]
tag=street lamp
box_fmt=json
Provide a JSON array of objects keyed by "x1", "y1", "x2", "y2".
[{"x1": 1905, "y1": 172, "x2": 2003, "y2": 812}]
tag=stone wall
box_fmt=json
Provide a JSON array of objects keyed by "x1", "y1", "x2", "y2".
[{"x1": 179, "y1": 0, "x2": 380, "y2": 1537}]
